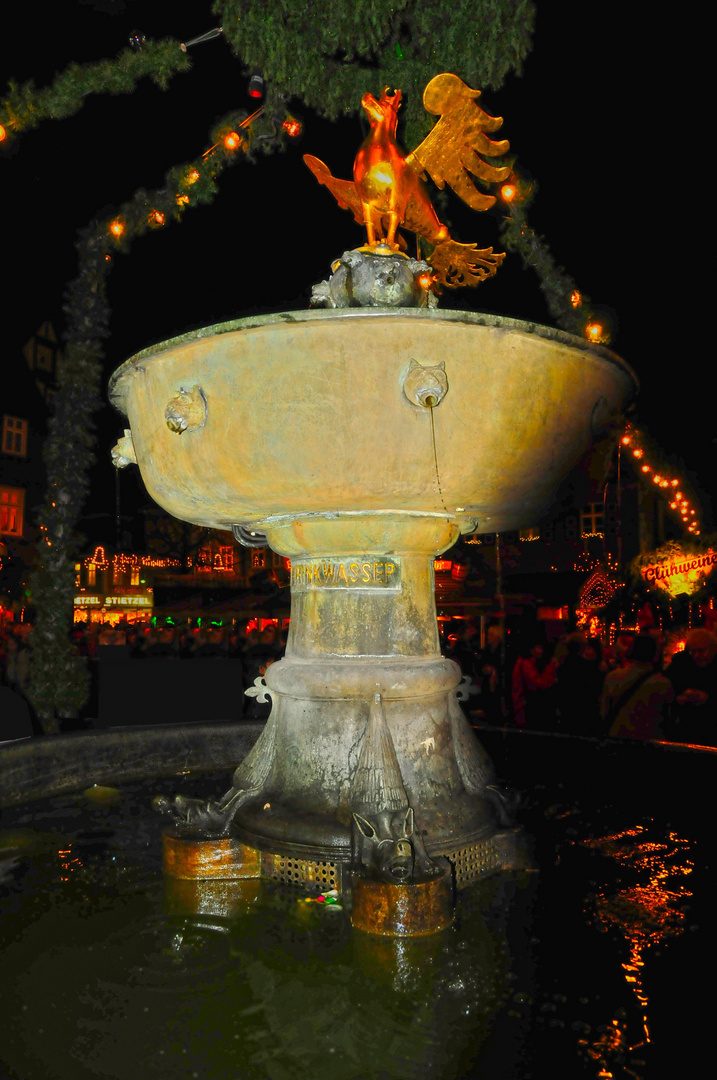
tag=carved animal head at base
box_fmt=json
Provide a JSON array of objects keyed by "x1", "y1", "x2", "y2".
[{"x1": 352, "y1": 806, "x2": 417, "y2": 884}]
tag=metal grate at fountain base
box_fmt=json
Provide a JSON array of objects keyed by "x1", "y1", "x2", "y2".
[
  {"x1": 260, "y1": 852, "x2": 343, "y2": 893},
  {"x1": 444, "y1": 836, "x2": 503, "y2": 889}
]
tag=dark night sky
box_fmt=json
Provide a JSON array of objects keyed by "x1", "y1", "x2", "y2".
[{"x1": 2, "y1": 3, "x2": 710, "y2": 542}]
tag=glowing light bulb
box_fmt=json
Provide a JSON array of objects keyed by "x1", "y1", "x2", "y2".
[
  {"x1": 282, "y1": 118, "x2": 302, "y2": 138},
  {"x1": 570, "y1": 290, "x2": 582, "y2": 308},
  {"x1": 187, "y1": 169, "x2": 200, "y2": 184},
  {"x1": 0, "y1": 124, "x2": 6, "y2": 142},
  {"x1": 621, "y1": 435, "x2": 631, "y2": 445},
  {"x1": 671, "y1": 479, "x2": 679, "y2": 486},
  {"x1": 109, "y1": 219, "x2": 124, "y2": 238},
  {"x1": 501, "y1": 184, "x2": 516, "y2": 201},
  {"x1": 653, "y1": 475, "x2": 661, "y2": 484},
  {"x1": 418, "y1": 272, "x2": 435, "y2": 290},
  {"x1": 224, "y1": 131, "x2": 241, "y2": 150},
  {"x1": 641, "y1": 465, "x2": 651, "y2": 473},
  {"x1": 587, "y1": 323, "x2": 602, "y2": 341},
  {"x1": 633, "y1": 449, "x2": 643, "y2": 459},
  {"x1": 670, "y1": 502, "x2": 678, "y2": 509},
  {"x1": 148, "y1": 210, "x2": 165, "y2": 226}
]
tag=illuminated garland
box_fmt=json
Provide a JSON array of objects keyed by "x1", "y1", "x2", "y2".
[
  {"x1": 0, "y1": 40, "x2": 191, "y2": 138},
  {"x1": 2, "y1": 4, "x2": 535, "y2": 148},
  {"x1": 82, "y1": 546, "x2": 183, "y2": 571},
  {"x1": 498, "y1": 179, "x2": 604, "y2": 341},
  {"x1": 26, "y1": 104, "x2": 296, "y2": 728},
  {"x1": 574, "y1": 552, "x2": 619, "y2": 574},
  {"x1": 621, "y1": 426, "x2": 701, "y2": 536}
]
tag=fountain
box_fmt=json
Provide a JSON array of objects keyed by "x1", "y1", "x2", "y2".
[
  {"x1": 105, "y1": 74, "x2": 636, "y2": 934},
  {"x1": 106, "y1": 299, "x2": 635, "y2": 931}
]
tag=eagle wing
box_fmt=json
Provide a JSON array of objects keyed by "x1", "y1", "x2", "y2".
[
  {"x1": 303, "y1": 155, "x2": 364, "y2": 225},
  {"x1": 410, "y1": 73, "x2": 510, "y2": 213}
]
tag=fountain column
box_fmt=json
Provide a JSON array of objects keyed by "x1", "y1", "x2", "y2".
[{"x1": 232, "y1": 511, "x2": 505, "y2": 874}]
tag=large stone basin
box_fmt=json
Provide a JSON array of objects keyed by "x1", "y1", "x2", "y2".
[
  {"x1": 109, "y1": 309, "x2": 637, "y2": 891},
  {"x1": 110, "y1": 308, "x2": 636, "y2": 535}
]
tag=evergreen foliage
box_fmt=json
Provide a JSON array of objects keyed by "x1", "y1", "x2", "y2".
[
  {"x1": 1, "y1": 40, "x2": 191, "y2": 135},
  {"x1": 25, "y1": 108, "x2": 288, "y2": 729},
  {"x1": 501, "y1": 201, "x2": 590, "y2": 338},
  {"x1": 215, "y1": 0, "x2": 535, "y2": 146}
]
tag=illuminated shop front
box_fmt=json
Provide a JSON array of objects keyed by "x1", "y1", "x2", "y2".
[{"x1": 73, "y1": 592, "x2": 153, "y2": 625}]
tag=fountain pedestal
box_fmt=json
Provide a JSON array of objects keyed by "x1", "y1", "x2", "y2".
[{"x1": 230, "y1": 511, "x2": 507, "y2": 873}]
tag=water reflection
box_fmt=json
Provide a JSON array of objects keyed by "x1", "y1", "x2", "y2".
[
  {"x1": 0, "y1": 771, "x2": 704, "y2": 1080},
  {"x1": 578, "y1": 825, "x2": 693, "y2": 1078}
]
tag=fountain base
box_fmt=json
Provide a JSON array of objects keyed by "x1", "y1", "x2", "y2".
[
  {"x1": 351, "y1": 860, "x2": 454, "y2": 937},
  {"x1": 161, "y1": 824, "x2": 533, "y2": 935}
]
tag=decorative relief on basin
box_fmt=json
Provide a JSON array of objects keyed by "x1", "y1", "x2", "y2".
[
  {"x1": 164, "y1": 384, "x2": 207, "y2": 434},
  {"x1": 402, "y1": 358, "x2": 449, "y2": 409}
]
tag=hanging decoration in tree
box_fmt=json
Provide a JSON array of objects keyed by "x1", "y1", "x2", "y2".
[
  {"x1": 128, "y1": 30, "x2": 146, "y2": 52},
  {"x1": 248, "y1": 73, "x2": 265, "y2": 100}
]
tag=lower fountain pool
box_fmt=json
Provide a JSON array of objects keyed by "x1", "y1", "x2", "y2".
[{"x1": 0, "y1": 735, "x2": 708, "y2": 1080}]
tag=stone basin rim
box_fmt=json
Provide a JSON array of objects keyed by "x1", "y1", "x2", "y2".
[{"x1": 108, "y1": 307, "x2": 638, "y2": 415}]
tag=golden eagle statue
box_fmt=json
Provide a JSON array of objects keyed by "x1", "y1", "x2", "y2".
[{"x1": 304, "y1": 73, "x2": 510, "y2": 289}]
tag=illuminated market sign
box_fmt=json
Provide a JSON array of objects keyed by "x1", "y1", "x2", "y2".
[
  {"x1": 74, "y1": 594, "x2": 153, "y2": 608},
  {"x1": 634, "y1": 545, "x2": 717, "y2": 597}
]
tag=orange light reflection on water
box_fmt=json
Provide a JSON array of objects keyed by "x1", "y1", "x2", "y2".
[
  {"x1": 58, "y1": 844, "x2": 83, "y2": 883},
  {"x1": 578, "y1": 826, "x2": 693, "y2": 1077}
]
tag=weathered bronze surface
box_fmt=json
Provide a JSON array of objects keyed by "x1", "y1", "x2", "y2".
[
  {"x1": 163, "y1": 832, "x2": 261, "y2": 880},
  {"x1": 110, "y1": 308, "x2": 636, "y2": 925},
  {"x1": 351, "y1": 860, "x2": 454, "y2": 937}
]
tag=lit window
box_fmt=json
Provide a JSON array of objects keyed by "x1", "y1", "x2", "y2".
[
  {"x1": 197, "y1": 546, "x2": 213, "y2": 570},
  {"x1": 130, "y1": 567, "x2": 140, "y2": 585},
  {"x1": 220, "y1": 546, "x2": 234, "y2": 571},
  {"x1": 580, "y1": 502, "x2": 604, "y2": 536},
  {"x1": 519, "y1": 527, "x2": 540, "y2": 542},
  {"x1": 0, "y1": 487, "x2": 25, "y2": 536},
  {"x1": 2, "y1": 416, "x2": 28, "y2": 457},
  {"x1": 87, "y1": 564, "x2": 96, "y2": 586},
  {"x1": 251, "y1": 549, "x2": 266, "y2": 569}
]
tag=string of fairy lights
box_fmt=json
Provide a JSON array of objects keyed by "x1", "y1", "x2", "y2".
[
  {"x1": 498, "y1": 179, "x2": 606, "y2": 343},
  {"x1": 621, "y1": 426, "x2": 701, "y2": 536}
]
